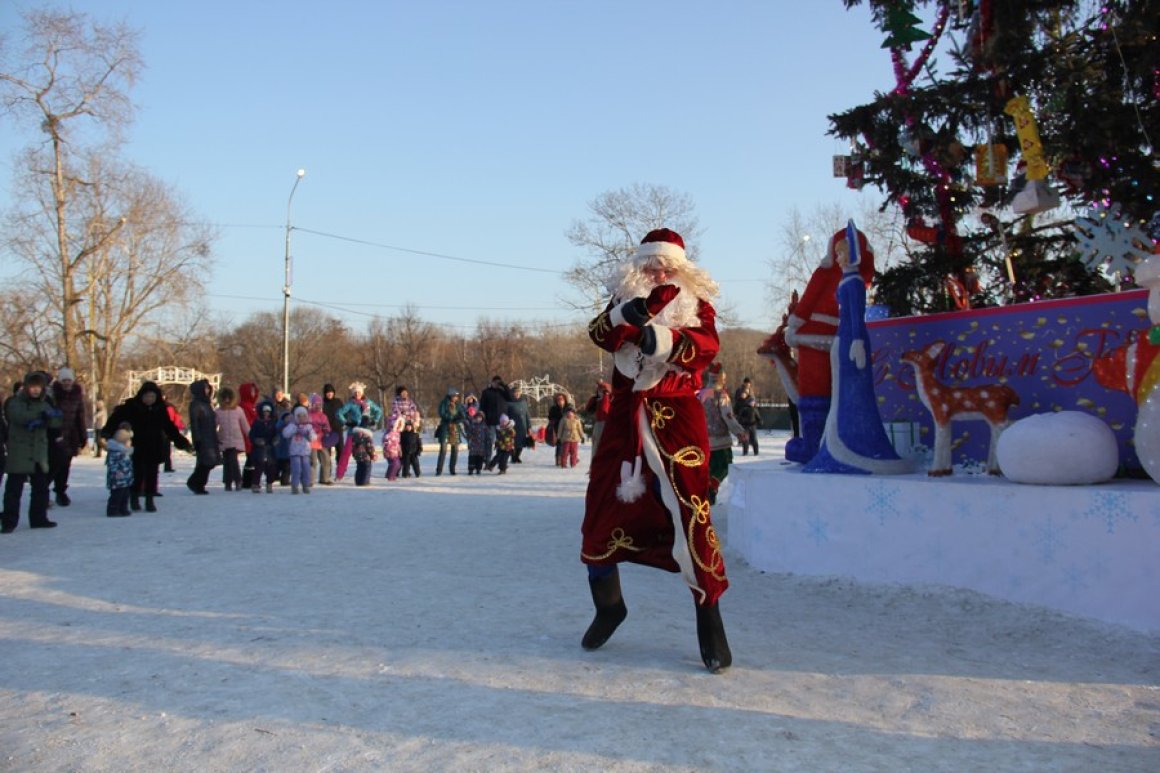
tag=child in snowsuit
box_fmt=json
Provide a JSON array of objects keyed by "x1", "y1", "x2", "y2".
[
  {"x1": 308, "y1": 393, "x2": 332, "y2": 485},
  {"x1": 248, "y1": 401, "x2": 279, "y2": 493},
  {"x1": 282, "y1": 406, "x2": 317, "y2": 494},
  {"x1": 465, "y1": 410, "x2": 489, "y2": 475},
  {"x1": 490, "y1": 414, "x2": 517, "y2": 474},
  {"x1": 400, "y1": 420, "x2": 422, "y2": 478},
  {"x1": 556, "y1": 407, "x2": 585, "y2": 468},
  {"x1": 350, "y1": 423, "x2": 376, "y2": 486},
  {"x1": 273, "y1": 401, "x2": 293, "y2": 486},
  {"x1": 105, "y1": 425, "x2": 134, "y2": 517}
]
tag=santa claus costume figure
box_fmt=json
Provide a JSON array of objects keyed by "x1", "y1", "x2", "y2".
[{"x1": 580, "y1": 228, "x2": 731, "y2": 673}]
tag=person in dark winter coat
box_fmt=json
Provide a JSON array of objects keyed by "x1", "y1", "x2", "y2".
[
  {"x1": 102, "y1": 381, "x2": 191, "y2": 512},
  {"x1": 186, "y1": 379, "x2": 220, "y2": 495},
  {"x1": 435, "y1": 388, "x2": 466, "y2": 475},
  {"x1": 479, "y1": 376, "x2": 513, "y2": 466},
  {"x1": 2, "y1": 371, "x2": 62, "y2": 533},
  {"x1": 506, "y1": 385, "x2": 531, "y2": 463},
  {"x1": 50, "y1": 367, "x2": 87, "y2": 507},
  {"x1": 321, "y1": 383, "x2": 345, "y2": 471},
  {"x1": 247, "y1": 401, "x2": 279, "y2": 493},
  {"x1": 400, "y1": 419, "x2": 422, "y2": 478},
  {"x1": 465, "y1": 410, "x2": 488, "y2": 475},
  {"x1": 733, "y1": 378, "x2": 761, "y2": 456}
]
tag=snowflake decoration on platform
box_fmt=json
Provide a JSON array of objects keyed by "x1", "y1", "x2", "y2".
[
  {"x1": 1073, "y1": 201, "x2": 1153, "y2": 277},
  {"x1": 864, "y1": 481, "x2": 903, "y2": 526},
  {"x1": 1076, "y1": 491, "x2": 1138, "y2": 534},
  {"x1": 806, "y1": 516, "x2": 830, "y2": 546},
  {"x1": 1033, "y1": 516, "x2": 1066, "y2": 563}
]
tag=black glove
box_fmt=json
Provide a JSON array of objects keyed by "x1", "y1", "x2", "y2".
[
  {"x1": 620, "y1": 297, "x2": 651, "y2": 327},
  {"x1": 638, "y1": 326, "x2": 658, "y2": 356}
]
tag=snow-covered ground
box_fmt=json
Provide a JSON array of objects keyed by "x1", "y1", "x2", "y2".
[{"x1": 1, "y1": 432, "x2": 1157, "y2": 771}]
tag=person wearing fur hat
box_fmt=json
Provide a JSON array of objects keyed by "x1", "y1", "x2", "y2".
[
  {"x1": 186, "y1": 379, "x2": 221, "y2": 495},
  {"x1": 282, "y1": 405, "x2": 317, "y2": 494},
  {"x1": 214, "y1": 387, "x2": 250, "y2": 491},
  {"x1": 579, "y1": 227, "x2": 732, "y2": 672},
  {"x1": 105, "y1": 425, "x2": 134, "y2": 517},
  {"x1": 783, "y1": 226, "x2": 876, "y2": 464},
  {"x1": 335, "y1": 381, "x2": 382, "y2": 481},
  {"x1": 2, "y1": 371, "x2": 62, "y2": 532},
  {"x1": 102, "y1": 381, "x2": 190, "y2": 512},
  {"x1": 697, "y1": 364, "x2": 747, "y2": 505},
  {"x1": 49, "y1": 367, "x2": 87, "y2": 507}
]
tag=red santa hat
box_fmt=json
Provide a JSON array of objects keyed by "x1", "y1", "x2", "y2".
[{"x1": 635, "y1": 228, "x2": 689, "y2": 268}]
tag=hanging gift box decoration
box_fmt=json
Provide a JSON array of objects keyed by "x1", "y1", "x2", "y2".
[{"x1": 974, "y1": 143, "x2": 1008, "y2": 185}]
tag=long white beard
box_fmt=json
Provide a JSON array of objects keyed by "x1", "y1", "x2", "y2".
[{"x1": 612, "y1": 272, "x2": 701, "y2": 329}]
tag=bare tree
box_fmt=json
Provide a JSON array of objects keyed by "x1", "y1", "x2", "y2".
[
  {"x1": 564, "y1": 183, "x2": 701, "y2": 311},
  {"x1": 0, "y1": 9, "x2": 143, "y2": 369},
  {"x1": 765, "y1": 201, "x2": 905, "y2": 319},
  {"x1": 5, "y1": 153, "x2": 216, "y2": 405}
]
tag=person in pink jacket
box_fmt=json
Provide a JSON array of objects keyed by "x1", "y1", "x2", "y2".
[
  {"x1": 307, "y1": 393, "x2": 332, "y2": 485},
  {"x1": 214, "y1": 387, "x2": 250, "y2": 492}
]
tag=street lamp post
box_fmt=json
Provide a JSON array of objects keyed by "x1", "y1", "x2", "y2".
[{"x1": 282, "y1": 168, "x2": 306, "y2": 395}]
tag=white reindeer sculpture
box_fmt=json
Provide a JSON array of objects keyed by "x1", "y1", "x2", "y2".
[{"x1": 900, "y1": 341, "x2": 1021, "y2": 476}]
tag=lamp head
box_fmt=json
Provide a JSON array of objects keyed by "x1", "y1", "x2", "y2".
[{"x1": 296, "y1": 169, "x2": 306, "y2": 178}]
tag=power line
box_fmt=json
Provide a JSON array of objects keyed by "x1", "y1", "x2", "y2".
[{"x1": 293, "y1": 226, "x2": 569, "y2": 275}]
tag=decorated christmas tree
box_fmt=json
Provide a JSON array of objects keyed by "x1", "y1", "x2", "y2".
[{"x1": 828, "y1": 0, "x2": 1158, "y2": 317}]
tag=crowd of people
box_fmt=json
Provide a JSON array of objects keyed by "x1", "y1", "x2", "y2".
[{"x1": 1, "y1": 369, "x2": 652, "y2": 528}]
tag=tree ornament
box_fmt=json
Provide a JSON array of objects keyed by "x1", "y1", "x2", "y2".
[
  {"x1": 1003, "y1": 95, "x2": 1049, "y2": 181},
  {"x1": 1073, "y1": 201, "x2": 1154, "y2": 276},
  {"x1": 974, "y1": 143, "x2": 1008, "y2": 185},
  {"x1": 881, "y1": 3, "x2": 932, "y2": 50}
]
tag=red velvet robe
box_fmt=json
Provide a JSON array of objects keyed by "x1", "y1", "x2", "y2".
[{"x1": 581, "y1": 297, "x2": 728, "y2": 605}]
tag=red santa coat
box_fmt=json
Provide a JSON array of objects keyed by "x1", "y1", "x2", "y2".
[
  {"x1": 581, "y1": 297, "x2": 728, "y2": 605},
  {"x1": 786, "y1": 262, "x2": 842, "y2": 398}
]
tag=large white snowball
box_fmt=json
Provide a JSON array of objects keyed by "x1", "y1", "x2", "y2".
[{"x1": 997, "y1": 411, "x2": 1119, "y2": 485}]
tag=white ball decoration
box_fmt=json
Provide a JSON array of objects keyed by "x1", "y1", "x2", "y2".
[
  {"x1": 997, "y1": 411, "x2": 1119, "y2": 485},
  {"x1": 1136, "y1": 391, "x2": 1160, "y2": 484}
]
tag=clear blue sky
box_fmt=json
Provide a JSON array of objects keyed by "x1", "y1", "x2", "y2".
[{"x1": 1, "y1": 0, "x2": 896, "y2": 333}]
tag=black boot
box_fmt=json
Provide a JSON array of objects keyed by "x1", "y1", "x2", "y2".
[
  {"x1": 695, "y1": 601, "x2": 732, "y2": 673},
  {"x1": 581, "y1": 569, "x2": 628, "y2": 650},
  {"x1": 130, "y1": 494, "x2": 141, "y2": 512},
  {"x1": 145, "y1": 494, "x2": 157, "y2": 513}
]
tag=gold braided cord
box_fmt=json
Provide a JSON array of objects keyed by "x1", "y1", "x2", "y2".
[
  {"x1": 588, "y1": 313, "x2": 611, "y2": 343},
  {"x1": 648, "y1": 400, "x2": 676, "y2": 430},
  {"x1": 678, "y1": 337, "x2": 697, "y2": 364},
  {"x1": 581, "y1": 527, "x2": 643, "y2": 561}
]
